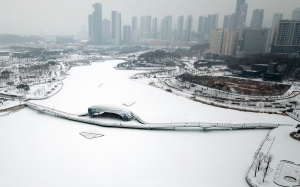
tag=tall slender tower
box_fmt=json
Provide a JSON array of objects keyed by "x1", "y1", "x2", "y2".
[
  {"x1": 198, "y1": 16, "x2": 205, "y2": 44},
  {"x1": 233, "y1": 0, "x2": 248, "y2": 39},
  {"x1": 88, "y1": 15, "x2": 93, "y2": 38},
  {"x1": 140, "y1": 16, "x2": 152, "y2": 39},
  {"x1": 185, "y1": 15, "x2": 193, "y2": 42},
  {"x1": 202, "y1": 14, "x2": 218, "y2": 44},
  {"x1": 152, "y1": 18, "x2": 157, "y2": 39},
  {"x1": 111, "y1": 11, "x2": 121, "y2": 45},
  {"x1": 162, "y1": 16, "x2": 172, "y2": 41},
  {"x1": 177, "y1": 16, "x2": 184, "y2": 40},
  {"x1": 88, "y1": 3, "x2": 102, "y2": 44},
  {"x1": 132, "y1": 16, "x2": 138, "y2": 31},
  {"x1": 123, "y1": 25, "x2": 131, "y2": 44},
  {"x1": 140, "y1": 16, "x2": 146, "y2": 38},
  {"x1": 131, "y1": 16, "x2": 138, "y2": 42},
  {"x1": 233, "y1": 0, "x2": 247, "y2": 29},
  {"x1": 146, "y1": 16, "x2": 152, "y2": 38},
  {"x1": 250, "y1": 9, "x2": 264, "y2": 29},
  {"x1": 102, "y1": 19, "x2": 110, "y2": 44}
]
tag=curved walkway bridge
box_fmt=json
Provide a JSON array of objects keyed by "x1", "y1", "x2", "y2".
[{"x1": 25, "y1": 102, "x2": 293, "y2": 131}]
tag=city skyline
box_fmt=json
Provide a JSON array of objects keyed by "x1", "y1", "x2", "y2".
[{"x1": 0, "y1": 0, "x2": 299, "y2": 35}]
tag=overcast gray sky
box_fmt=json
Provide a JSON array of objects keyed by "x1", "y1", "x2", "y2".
[{"x1": 0, "y1": 0, "x2": 299, "y2": 36}]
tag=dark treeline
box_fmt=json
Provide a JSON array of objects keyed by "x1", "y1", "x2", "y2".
[
  {"x1": 225, "y1": 54, "x2": 300, "y2": 80},
  {"x1": 138, "y1": 50, "x2": 181, "y2": 62},
  {"x1": 189, "y1": 43, "x2": 210, "y2": 52},
  {"x1": 119, "y1": 45, "x2": 146, "y2": 54}
]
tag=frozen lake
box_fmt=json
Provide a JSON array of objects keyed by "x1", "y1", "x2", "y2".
[{"x1": 0, "y1": 60, "x2": 297, "y2": 187}]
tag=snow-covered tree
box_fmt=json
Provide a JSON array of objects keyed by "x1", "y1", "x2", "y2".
[
  {"x1": 253, "y1": 152, "x2": 266, "y2": 177},
  {"x1": 261, "y1": 154, "x2": 274, "y2": 182}
]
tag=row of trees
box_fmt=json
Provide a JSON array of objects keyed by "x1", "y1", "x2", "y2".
[
  {"x1": 252, "y1": 151, "x2": 274, "y2": 183},
  {"x1": 19, "y1": 64, "x2": 50, "y2": 77},
  {"x1": 16, "y1": 84, "x2": 30, "y2": 92},
  {"x1": 0, "y1": 70, "x2": 13, "y2": 83}
]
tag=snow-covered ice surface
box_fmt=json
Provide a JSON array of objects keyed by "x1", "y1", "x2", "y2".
[
  {"x1": 28, "y1": 60, "x2": 297, "y2": 125},
  {"x1": 0, "y1": 60, "x2": 298, "y2": 187}
]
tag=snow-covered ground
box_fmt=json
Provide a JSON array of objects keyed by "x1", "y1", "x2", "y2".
[
  {"x1": 0, "y1": 60, "x2": 298, "y2": 187},
  {"x1": 0, "y1": 100, "x2": 21, "y2": 111},
  {"x1": 0, "y1": 82, "x2": 63, "y2": 101},
  {"x1": 246, "y1": 126, "x2": 300, "y2": 187}
]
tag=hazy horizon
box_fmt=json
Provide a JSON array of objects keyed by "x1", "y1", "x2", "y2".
[{"x1": 1, "y1": 0, "x2": 299, "y2": 36}]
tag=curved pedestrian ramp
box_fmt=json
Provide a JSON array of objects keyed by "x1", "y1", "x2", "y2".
[{"x1": 25, "y1": 102, "x2": 293, "y2": 131}]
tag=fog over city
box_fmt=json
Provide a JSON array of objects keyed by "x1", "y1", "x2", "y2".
[
  {"x1": 0, "y1": 0, "x2": 299, "y2": 35},
  {"x1": 1, "y1": 0, "x2": 300, "y2": 186}
]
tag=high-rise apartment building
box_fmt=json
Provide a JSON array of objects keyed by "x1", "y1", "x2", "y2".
[
  {"x1": 233, "y1": 0, "x2": 248, "y2": 31},
  {"x1": 198, "y1": 16, "x2": 205, "y2": 44},
  {"x1": 177, "y1": 16, "x2": 184, "y2": 40},
  {"x1": 209, "y1": 29, "x2": 224, "y2": 54},
  {"x1": 111, "y1": 11, "x2": 121, "y2": 45},
  {"x1": 88, "y1": 15, "x2": 93, "y2": 38},
  {"x1": 221, "y1": 29, "x2": 239, "y2": 56},
  {"x1": 185, "y1": 15, "x2": 193, "y2": 42},
  {"x1": 236, "y1": 4, "x2": 248, "y2": 31},
  {"x1": 205, "y1": 14, "x2": 219, "y2": 44},
  {"x1": 250, "y1": 9, "x2": 264, "y2": 29},
  {"x1": 209, "y1": 28, "x2": 239, "y2": 56},
  {"x1": 292, "y1": 7, "x2": 300, "y2": 21},
  {"x1": 102, "y1": 19, "x2": 111, "y2": 44},
  {"x1": 271, "y1": 20, "x2": 300, "y2": 56},
  {"x1": 140, "y1": 16, "x2": 146, "y2": 38},
  {"x1": 132, "y1": 16, "x2": 138, "y2": 31},
  {"x1": 223, "y1": 14, "x2": 235, "y2": 29},
  {"x1": 88, "y1": 3, "x2": 102, "y2": 44},
  {"x1": 131, "y1": 16, "x2": 138, "y2": 42},
  {"x1": 241, "y1": 28, "x2": 271, "y2": 55},
  {"x1": 146, "y1": 16, "x2": 152, "y2": 38},
  {"x1": 272, "y1": 13, "x2": 283, "y2": 29},
  {"x1": 123, "y1": 25, "x2": 131, "y2": 44},
  {"x1": 140, "y1": 16, "x2": 152, "y2": 39},
  {"x1": 234, "y1": 0, "x2": 246, "y2": 19},
  {"x1": 199, "y1": 14, "x2": 219, "y2": 44},
  {"x1": 271, "y1": 13, "x2": 283, "y2": 43},
  {"x1": 161, "y1": 16, "x2": 172, "y2": 41},
  {"x1": 152, "y1": 18, "x2": 158, "y2": 39}
]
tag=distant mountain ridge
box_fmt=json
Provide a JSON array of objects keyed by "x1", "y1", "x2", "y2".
[{"x1": 0, "y1": 34, "x2": 44, "y2": 44}]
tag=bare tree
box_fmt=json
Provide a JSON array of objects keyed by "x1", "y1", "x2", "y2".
[
  {"x1": 261, "y1": 154, "x2": 274, "y2": 183},
  {"x1": 264, "y1": 154, "x2": 274, "y2": 173},
  {"x1": 252, "y1": 151, "x2": 264, "y2": 177},
  {"x1": 256, "y1": 153, "x2": 266, "y2": 173},
  {"x1": 252, "y1": 159, "x2": 260, "y2": 177},
  {"x1": 261, "y1": 165, "x2": 269, "y2": 183}
]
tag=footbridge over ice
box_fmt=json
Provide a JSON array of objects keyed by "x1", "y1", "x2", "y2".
[{"x1": 25, "y1": 102, "x2": 293, "y2": 131}]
